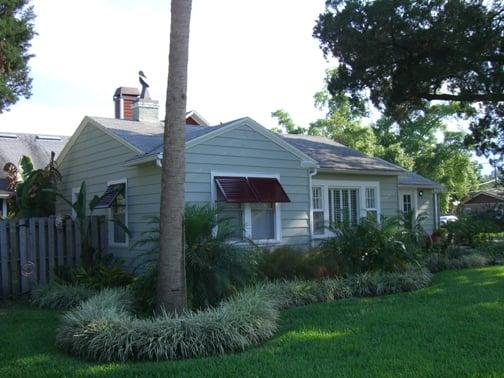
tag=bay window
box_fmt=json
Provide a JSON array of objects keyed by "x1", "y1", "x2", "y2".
[{"x1": 311, "y1": 180, "x2": 380, "y2": 237}]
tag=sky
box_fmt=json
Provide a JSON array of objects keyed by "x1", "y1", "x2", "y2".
[{"x1": 0, "y1": 0, "x2": 492, "y2": 174}]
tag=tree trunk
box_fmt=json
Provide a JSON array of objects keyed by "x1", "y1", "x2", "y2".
[{"x1": 157, "y1": 0, "x2": 192, "y2": 312}]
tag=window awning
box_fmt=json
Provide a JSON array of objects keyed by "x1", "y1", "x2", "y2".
[
  {"x1": 94, "y1": 184, "x2": 123, "y2": 209},
  {"x1": 215, "y1": 176, "x2": 290, "y2": 203}
]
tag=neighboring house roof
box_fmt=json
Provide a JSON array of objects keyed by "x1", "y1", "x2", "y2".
[
  {"x1": 0, "y1": 133, "x2": 69, "y2": 178},
  {"x1": 398, "y1": 171, "x2": 446, "y2": 191},
  {"x1": 280, "y1": 134, "x2": 405, "y2": 173},
  {"x1": 463, "y1": 190, "x2": 504, "y2": 205}
]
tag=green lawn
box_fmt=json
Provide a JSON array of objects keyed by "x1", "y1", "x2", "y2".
[{"x1": 1, "y1": 266, "x2": 504, "y2": 377}]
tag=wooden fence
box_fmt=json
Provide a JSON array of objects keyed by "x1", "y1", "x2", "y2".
[{"x1": 0, "y1": 216, "x2": 107, "y2": 299}]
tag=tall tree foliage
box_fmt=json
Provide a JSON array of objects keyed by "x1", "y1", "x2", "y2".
[
  {"x1": 273, "y1": 91, "x2": 479, "y2": 212},
  {"x1": 157, "y1": 0, "x2": 192, "y2": 312},
  {"x1": 0, "y1": 0, "x2": 36, "y2": 112},
  {"x1": 313, "y1": 0, "x2": 504, "y2": 165}
]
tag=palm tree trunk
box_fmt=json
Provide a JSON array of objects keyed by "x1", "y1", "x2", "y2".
[{"x1": 157, "y1": 0, "x2": 192, "y2": 312}]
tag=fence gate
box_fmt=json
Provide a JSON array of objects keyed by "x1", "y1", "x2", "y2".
[{"x1": 0, "y1": 216, "x2": 107, "y2": 299}]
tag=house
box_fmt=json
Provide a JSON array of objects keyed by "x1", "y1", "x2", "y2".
[
  {"x1": 460, "y1": 189, "x2": 504, "y2": 216},
  {"x1": 0, "y1": 132, "x2": 69, "y2": 218},
  {"x1": 56, "y1": 89, "x2": 444, "y2": 263}
]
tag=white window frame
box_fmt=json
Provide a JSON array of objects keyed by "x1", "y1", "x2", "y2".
[
  {"x1": 399, "y1": 189, "x2": 416, "y2": 217},
  {"x1": 311, "y1": 179, "x2": 380, "y2": 239},
  {"x1": 107, "y1": 178, "x2": 129, "y2": 247},
  {"x1": 210, "y1": 171, "x2": 282, "y2": 244},
  {"x1": 71, "y1": 187, "x2": 80, "y2": 219},
  {"x1": 312, "y1": 186, "x2": 325, "y2": 235}
]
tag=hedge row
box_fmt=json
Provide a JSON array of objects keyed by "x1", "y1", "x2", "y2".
[{"x1": 55, "y1": 268, "x2": 432, "y2": 362}]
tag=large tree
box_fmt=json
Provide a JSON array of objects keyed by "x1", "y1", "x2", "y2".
[
  {"x1": 157, "y1": 0, "x2": 192, "y2": 312},
  {"x1": 314, "y1": 0, "x2": 504, "y2": 163},
  {"x1": 0, "y1": 0, "x2": 36, "y2": 112}
]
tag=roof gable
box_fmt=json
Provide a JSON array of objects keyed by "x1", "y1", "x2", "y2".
[{"x1": 464, "y1": 191, "x2": 504, "y2": 204}]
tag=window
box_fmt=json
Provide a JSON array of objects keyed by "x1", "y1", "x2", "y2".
[
  {"x1": 329, "y1": 188, "x2": 359, "y2": 225},
  {"x1": 216, "y1": 189, "x2": 244, "y2": 239},
  {"x1": 365, "y1": 187, "x2": 378, "y2": 219},
  {"x1": 108, "y1": 181, "x2": 127, "y2": 246},
  {"x1": 213, "y1": 174, "x2": 284, "y2": 243},
  {"x1": 312, "y1": 187, "x2": 324, "y2": 235},
  {"x1": 71, "y1": 187, "x2": 80, "y2": 219},
  {"x1": 251, "y1": 203, "x2": 275, "y2": 240},
  {"x1": 403, "y1": 194, "x2": 412, "y2": 215}
]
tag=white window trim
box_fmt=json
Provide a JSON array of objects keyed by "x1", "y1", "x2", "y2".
[
  {"x1": 107, "y1": 178, "x2": 129, "y2": 248},
  {"x1": 1, "y1": 199, "x2": 7, "y2": 219},
  {"x1": 311, "y1": 179, "x2": 380, "y2": 239},
  {"x1": 399, "y1": 189, "x2": 416, "y2": 218},
  {"x1": 71, "y1": 187, "x2": 80, "y2": 219},
  {"x1": 210, "y1": 171, "x2": 282, "y2": 244}
]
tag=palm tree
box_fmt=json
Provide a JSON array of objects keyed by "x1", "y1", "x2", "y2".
[{"x1": 157, "y1": 0, "x2": 193, "y2": 312}]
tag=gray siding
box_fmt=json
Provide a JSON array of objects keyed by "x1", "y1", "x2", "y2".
[
  {"x1": 57, "y1": 124, "x2": 161, "y2": 263},
  {"x1": 186, "y1": 124, "x2": 311, "y2": 245},
  {"x1": 313, "y1": 172, "x2": 399, "y2": 217},
  {"x1": 58, "y1": 122, "x2": 312, "y2": 266}
]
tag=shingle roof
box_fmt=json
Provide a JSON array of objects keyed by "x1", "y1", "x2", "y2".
[
  {"x1": 90, "y1": 116, "x2": 243, "y2": 155},
  {"x1": 0, "y1": 133, "x2": 69, "y2": 178},
  {"x1": 398, "y1": 171, "x2": 445, "y2": 190},
  {"x1": 91, "y1": 117, "x2": 443, "y2": 189},
  {"x1": 280, "y1": 134, "x2": 405, "y2": 173}
]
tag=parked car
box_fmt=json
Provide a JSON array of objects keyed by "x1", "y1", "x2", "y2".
[{"x1": 440, "y1": 215, "x2": 458, "y2": 225}]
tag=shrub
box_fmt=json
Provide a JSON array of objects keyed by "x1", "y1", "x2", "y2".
[
  {"x1": 444, "y1": 214, "x2": 500, "y2": 247},
  {"x1": 134, "y1": 205, "x2": 258, "y2": 310},
  {"x1": 31, "y1": 282, "x2": 96, "y2": 310},
  {"x1": 256, "y1": 246, "x2": 328, "y2": 280},
  {"x1": 320, "y1": 215, "x2": 418, "y2": 274},
  {"x1": 424, "y1": 252, "x2": 492, "y2": 273}
]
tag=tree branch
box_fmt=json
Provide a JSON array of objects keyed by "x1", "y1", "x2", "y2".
[{"x1": 418, "y1": 92, "x2": 504, "y2": 102}]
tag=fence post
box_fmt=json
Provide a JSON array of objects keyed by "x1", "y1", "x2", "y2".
[
  {"x1": 47, "y1": 216, "x2": 56, "y2": 281},
  {"x1": 38, "y1": 218, "x2": 47, "y2": 286},
  {"x1": 0, "y1": 221, "x2": 9, "y2": 298},
  {"x1": 9, "y1": 220, "x2": 19, "y2": 297},
  {"x1": 28, "y1": 218, "x2": 38, "y2": 286},
  {"x1": 19, "y1": 219, "x2": 29, "y2": 294},
  {"x1": 65, "y1": 219, "x2": 75, "y2": 267},
  {"x1": 56, "y1": 218, "x2": 65, "y2": 267}
]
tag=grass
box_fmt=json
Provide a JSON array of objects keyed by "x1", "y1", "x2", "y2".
[{"x1": 1, "y1": 266, "x2": 504, "y2": 377}]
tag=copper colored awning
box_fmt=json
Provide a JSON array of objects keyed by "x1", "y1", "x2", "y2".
[
  {"x1": 94, "y1": 184, "x2": 123, "y2": 209},
  {"x1": 214, "y1": 176, "x2": 290, "y2": 203}
]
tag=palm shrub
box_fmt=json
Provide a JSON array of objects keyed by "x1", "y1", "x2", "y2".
[
  {"x1": 320, "y1": 215, "x2": 415, "y2": 274},
  {"x1": 133, "y1": 204, "x2": 257, "y2": 310}
]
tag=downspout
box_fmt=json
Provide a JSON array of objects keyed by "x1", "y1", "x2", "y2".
[{"x1": 308, "y1": 167, "x2": 318, "y2": 243}]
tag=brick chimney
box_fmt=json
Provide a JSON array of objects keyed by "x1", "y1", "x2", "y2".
[{"x1": 113, "y1": 87, "x2": 139, "y2": 120}]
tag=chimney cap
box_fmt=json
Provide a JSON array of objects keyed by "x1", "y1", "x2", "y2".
[{"x1": 113, "y1": 87, "x2": 140, "y2": 100}]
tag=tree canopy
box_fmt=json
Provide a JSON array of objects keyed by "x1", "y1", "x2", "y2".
[
  {"x1": 0, "y1": 0, "x2": 36, "y2": 112},
  {"x1": 313, "y1": 0, "x2": 504, "y2": 164},
  {"x1": 272, "y1": 88, "x2": 480, "y2": 213}
]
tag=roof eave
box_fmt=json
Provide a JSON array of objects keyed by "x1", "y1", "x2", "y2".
[{"x1": 316, "y1": 167, "x2": 402, "y2": 176}]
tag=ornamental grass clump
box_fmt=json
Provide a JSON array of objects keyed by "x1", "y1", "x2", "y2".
[
  {"x1": 425, "y1": 252, "x2": 492, "y2": 273},
  {"x1": 31, "y1": 282, "x2": 96, "y2": 310},
  {"x1": 56, "y1": 267, "x2": 432, "y2": 362},
  {"x1": 56, "y1": 288, "x2": 278, "y2": 362}
]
